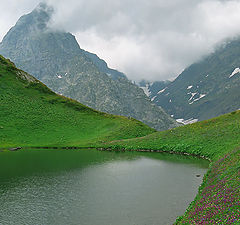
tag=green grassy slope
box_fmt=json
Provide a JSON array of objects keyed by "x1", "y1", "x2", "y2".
[
  {"x1": 102, "y1": 111, "x2": 240, "y2": 224},
  {"x1": 104, "y1": 110, "x2": 240, "y2": 160},
  {"x1": 0, "y1": 55, "x2": 155, "y2": 148}
]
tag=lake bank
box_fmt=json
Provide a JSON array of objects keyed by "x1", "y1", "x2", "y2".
[{"x1": 101, "y1": 111, "x2": 240, "y2": 224}]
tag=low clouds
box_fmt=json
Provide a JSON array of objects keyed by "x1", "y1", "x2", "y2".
[
  {"x1": 0, "y1": 0, "x2": 40, "y2": 41},
  {"x1": 1, "y1": 0, "x2": 240, "y2": 81}
]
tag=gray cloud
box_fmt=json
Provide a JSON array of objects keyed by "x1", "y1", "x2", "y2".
[
  {"x1": 0, "y1": 0, "x2": 40, "y2": 39},
  {"x1": 1, "y1": 0, "x2": 240, "y2": 81}
]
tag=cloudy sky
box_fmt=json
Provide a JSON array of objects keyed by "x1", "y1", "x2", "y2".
[{"x1": 1, "y1": 0, "x2": 240, "y2": 81}]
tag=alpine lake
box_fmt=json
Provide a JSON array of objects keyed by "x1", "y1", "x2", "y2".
[{"x1": 0, "y1": 149, "x2": 209, "y2": 225}]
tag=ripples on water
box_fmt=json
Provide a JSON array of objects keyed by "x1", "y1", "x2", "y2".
[{"x1": 0, "y1": 149, "x2": 209, "y2": 225}]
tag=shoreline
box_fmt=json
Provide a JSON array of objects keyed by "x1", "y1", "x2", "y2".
[
  {"x1": 96, "y1": 147, "x2": 212, "y2": 162},
  {"x1": 0, "y1": 145, "x2": 238, "y2": 224},
  {"x1": 0, "y1": 145, "x2": 211, "y2": 162}
]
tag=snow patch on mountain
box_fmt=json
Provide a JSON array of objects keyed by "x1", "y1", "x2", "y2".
[
  {"x1": 189, "y1": 94, "x2": 206, "y2": 105},
  {"x1": 188, "y1": 92, "x2": 197, "y2": 102},
  {"x1": 176, "y1": 118, "x2": 198, "y2": 125},
  {"x1": 151, "y1": 96, "x2": 157, "y2": 101},
  {"x1": 158, "y1": 88, "x2": 167, "y2": 94},
  {"x1": 229, "y1": 68, "x2": 240, "y2": 78},
  {"x1": 140, "y1": 85, "x2": 151, "y2": 97}
]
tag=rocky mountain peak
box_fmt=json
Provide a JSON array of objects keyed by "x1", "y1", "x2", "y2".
[{"x1": 0, "y1": 4, "x2": 178, "y2": 131}]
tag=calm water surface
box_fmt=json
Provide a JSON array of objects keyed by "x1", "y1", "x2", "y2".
[{"x1": 0, "y1": 149, "x2": 209, "y2": 225}]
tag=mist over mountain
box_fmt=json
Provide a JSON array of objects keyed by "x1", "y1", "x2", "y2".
[
  {"x1": 2, "y1": 0, "x2": 240, "y2": 81},
  {"x1": 0, "y1": 3, "x2": 178, "y2": 131},
  {"x1": 141, "y1": 38, "x2": 240, "y2": 123}
]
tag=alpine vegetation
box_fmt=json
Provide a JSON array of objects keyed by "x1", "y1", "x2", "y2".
[
  {"x1": 0, "y1": 3, "x2": 178, "y2": 131},
  {"x1": 0, "y1": 55, "x2": 155, "y2": 148}
]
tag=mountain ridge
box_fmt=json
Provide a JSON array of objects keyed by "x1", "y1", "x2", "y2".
[
  {"x1": 0, "y1": 3, "x2": 178, "y2": 131},
  {"x1": 142, "y1": 39, "x2": 240, "y2": 122}
]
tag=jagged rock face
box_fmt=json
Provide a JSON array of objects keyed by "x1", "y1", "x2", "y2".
[
  {"x1": 142, "y1": 40, "x2": 240, "y2": 122},
  {"x1": 0, "y1": 3, "x2": 177, "y2": 131}
]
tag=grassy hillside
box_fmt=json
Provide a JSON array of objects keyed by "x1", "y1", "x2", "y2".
[
  {"x1": 0, "y1": 55, "x2": 155, "y2": 148},
  {"x1": 102, "y1": 111, "x2": 240, "y2": 224},
  {"x1": 104, "y1": 110, "x2": 240, "y2": 160}
]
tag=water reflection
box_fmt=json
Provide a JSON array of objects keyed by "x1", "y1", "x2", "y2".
[{"x1": 0, "y1": 149, "x2": 208, "y2": 225}]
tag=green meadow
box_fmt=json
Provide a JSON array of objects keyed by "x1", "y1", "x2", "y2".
[
  {"x1": 0, "y1": 55, "x2": 155, "y2": 148},
  {"x1": 102, "y1": 110, "x2": 240, "y2": 160}
]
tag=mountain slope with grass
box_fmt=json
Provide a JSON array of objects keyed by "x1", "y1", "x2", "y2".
[
  {"x1": 102, "y1": 111, "x2": 240, "y2": 224},
  {"x1": 0, "y1": 3, "x2": 177, "y2": 131},
  {"x1": 0, "y1": 55, "x2": 155, "y2": 148},
  {"x1": 105, "y1": 110, "x2": 240, "y2": 160},
  {"x1": 150, "y1": 39, "x2": 240, "y2": 122}
]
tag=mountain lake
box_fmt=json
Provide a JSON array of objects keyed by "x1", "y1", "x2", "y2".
[{"x1": 0, "y1": 149, "x2": 209, "y2": 225}]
